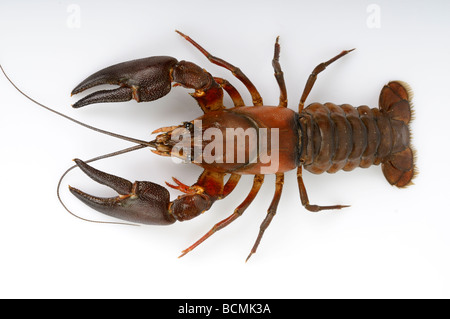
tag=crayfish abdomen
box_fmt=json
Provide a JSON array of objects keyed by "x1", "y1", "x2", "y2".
[{"x1": 299, "y1": 80, "x2": 415, "y2": 187}]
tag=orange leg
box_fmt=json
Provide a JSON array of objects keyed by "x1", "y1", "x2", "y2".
[
  {"x1": 179, "y1": 174, "x2": 264, "y2": 257},
  {"x1": 298, "y1": 48, "x2": 355, "y2": 112},
  {"x1": 246, "y1": 173, "x2": 284, "y2": 261},
  {"x1": 272, "y1": 37, "x2": 288, "y2": 108},
  {"x1": 166, "y1": 177, "x2": 204, "y2": 195},
  {"x1": 176, "y1": 30, "x2": 263, "y2": 106},
  {"x1": 222, "y1": 174, "x2": 242, "y2": 198},
  {"x1": 213, "y1": 77, "x2": 245, "y2": 107},
  {"x1": 297, "y1": 167, "x2": 349, "y2": 212}
]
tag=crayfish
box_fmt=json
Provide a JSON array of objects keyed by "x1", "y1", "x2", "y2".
[{"x1": 2, "y1": 31, "x2": 416, "y2": 260}]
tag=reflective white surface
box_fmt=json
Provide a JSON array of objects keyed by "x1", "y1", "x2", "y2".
[{"x1": 0, "y1": 0, "x2": 449, "y2": 298}]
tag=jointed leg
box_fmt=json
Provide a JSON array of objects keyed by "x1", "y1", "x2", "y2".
[
  {"x1": 222, "y1": 174, "x2": 242, "y2": 198},
  {"x1": 179, "y1": 174, "x2": 264, "y2": 257},
  {"x1": 214, "y1": 77, "x2": 245, "y2": 107},
  {"x1": 297, "y1": 167, "x2": 349, "y2": 212},
  {"x1": 246, "y1": 173, "x2": 284, "y2": 261},
  {"x1": 298, "y1": 48, "x2": 355, "y2": 112},
  {"x1": 176, "y1": 30, "x2": 263, "y2": 106},
  {"x1": 272, "y1": 37, "x2": 288, "y2": 108},
  {"x1": 167, "y1": 172, "x2": 240, "y2": 203}
]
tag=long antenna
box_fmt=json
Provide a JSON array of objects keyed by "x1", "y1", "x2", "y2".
[
  {"x1": 0, "y1": 64, "x2": 156, "y2": 148},
  {"x1": 0, "y1": 64, "x2": 157, "y2": 225}
]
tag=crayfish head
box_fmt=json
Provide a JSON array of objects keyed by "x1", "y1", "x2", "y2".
[{"x1": 150, "y1": 121, "x2": 198, "y2": 162}]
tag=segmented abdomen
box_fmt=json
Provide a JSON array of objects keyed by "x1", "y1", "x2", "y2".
[{"x1": 298, "y1": 102, "x2": 410, "y2": 174}]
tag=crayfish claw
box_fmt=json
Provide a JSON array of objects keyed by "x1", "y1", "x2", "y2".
[
  {"x1": 70, "y1": 159, "x2": 175, "y2": 225},
  {"x1": 71, "y1": 56, "x2": 179, "y2": 108},
  {"x1": 73, "y1": 158, "x2": 133, "y2": 195},
  {"x1": 72, "y1": 87, "x2": 133, "y2": 108},
  {"x1": 69, "y1": 185, "x2": 125, "y2": 216}
]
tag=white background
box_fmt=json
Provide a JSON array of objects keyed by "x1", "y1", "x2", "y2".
[{"x1": 0, "y1": 0, "x2": 449, "y2": 299}]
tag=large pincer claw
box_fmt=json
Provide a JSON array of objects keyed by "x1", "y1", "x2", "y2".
[
  {"x1": 71, "y1": 56, "x2": 178, "y2": 108},
  {"x1": 71, "y1": 54, "x2": 224, "y2": 112},
  {"x1": 69, "y1": 159, "x2": 175, "y2": 225}
]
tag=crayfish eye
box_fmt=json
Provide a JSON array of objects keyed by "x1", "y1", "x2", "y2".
[{"x1": 183, "y1": 121, "x2": 194, "y2": 133}]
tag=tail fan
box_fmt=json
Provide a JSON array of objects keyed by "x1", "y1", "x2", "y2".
[{"x1": 379, "y1": 81, "x2": 416, "y2": 187}]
